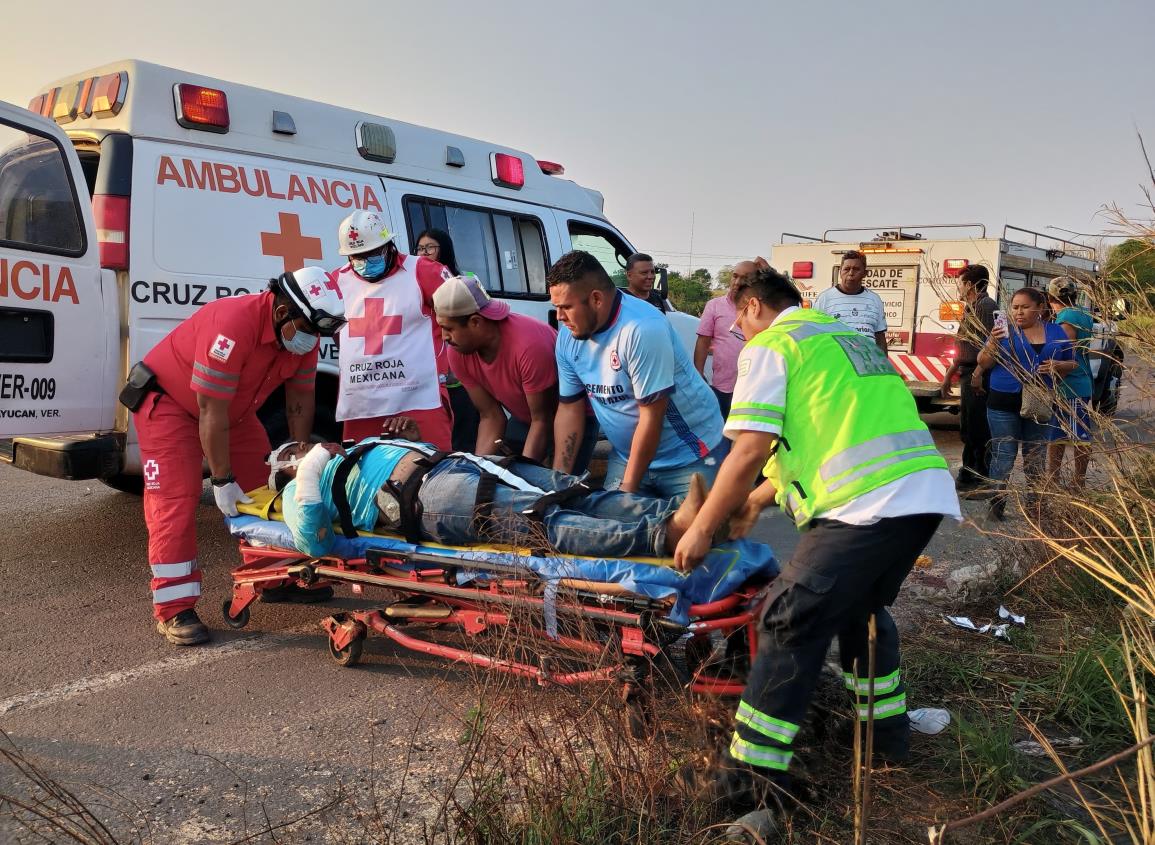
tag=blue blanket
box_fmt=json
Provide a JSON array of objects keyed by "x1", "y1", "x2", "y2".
[{"x1": 226, "y1": 515, "x2": 777, "y2": 627}]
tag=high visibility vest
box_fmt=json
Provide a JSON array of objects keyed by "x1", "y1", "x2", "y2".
[{"x1": 743, "y1": 310, "x2": 947, "y2": 527}]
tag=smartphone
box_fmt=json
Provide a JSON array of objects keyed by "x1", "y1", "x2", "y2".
[{"x1": 993, "y1": 310, "x2": 1007, "y2": 333}]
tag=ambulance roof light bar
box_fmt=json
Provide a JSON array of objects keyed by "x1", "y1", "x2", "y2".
[
  {"x1": 90, "y1": 72, "x2": 128, "y2": 118},
  {"x1": 823, "y1": 223, "x2": 988, "y2": 241},
  {"x1": 491, "y1": 153, "x2": 525, "y2": 189},
  {"x1": 174, "y1": 84, "x2": 230, "y2": 133},
  {"x1": 942, "y1": 259, "x2": 969, "y2": 278}
]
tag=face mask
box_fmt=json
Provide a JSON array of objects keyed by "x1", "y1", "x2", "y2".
[
  {"x1": 282, "y1": 326, "x2": 318, "y2": 355},
  {"x1": 352, "y1": 254, "x2": 386, "y2": 280}
]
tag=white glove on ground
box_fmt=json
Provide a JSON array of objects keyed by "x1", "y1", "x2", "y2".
[{"x1": 214, "y1": 481, "x2": 253, "y2": 517}]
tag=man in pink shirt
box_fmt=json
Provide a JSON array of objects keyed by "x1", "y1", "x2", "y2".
[
  {"x1": 434, "y1": 274, "x2": 597, "y2": 472},
  {"x1": 694, "y1": 260, "x2": 756, "y2": 417}
]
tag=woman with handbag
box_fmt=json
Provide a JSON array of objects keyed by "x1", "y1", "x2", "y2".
[{"x1": 977, "y1": 288, "x2": 1075, "y2": 522}]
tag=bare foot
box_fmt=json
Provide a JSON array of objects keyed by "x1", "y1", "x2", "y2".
[{"x1": 664, "y1": 474, "x2": 707, "y2": 554}]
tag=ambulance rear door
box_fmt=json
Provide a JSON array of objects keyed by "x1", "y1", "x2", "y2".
[{"x1": 0, "y1": 103, "x2": 112, "y2": 439}]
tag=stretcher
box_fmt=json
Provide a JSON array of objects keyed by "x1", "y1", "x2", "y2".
[{"x1": 223, "y1": 488, "x2": 778, "y2": 696}]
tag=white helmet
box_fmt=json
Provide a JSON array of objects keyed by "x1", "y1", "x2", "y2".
[
  {"x1": 338, "y1": 210, "x2": 396, "y2": 256},
  {"x1": 273, "y1": 266, "x2": 346, "y2": 336}
]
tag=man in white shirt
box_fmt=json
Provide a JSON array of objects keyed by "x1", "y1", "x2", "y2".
[{"x1": 813, "y1": 250, "x2": 888, "y2": 352}]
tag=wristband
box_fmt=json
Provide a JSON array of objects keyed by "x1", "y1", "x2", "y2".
[{"x1": 210, "y1": 473, "x2": 236, "y2": 487}]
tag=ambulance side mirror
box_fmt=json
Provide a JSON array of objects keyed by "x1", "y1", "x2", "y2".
[{"x1": 655, "y1": 266, "x2": 669, "y2": 297}]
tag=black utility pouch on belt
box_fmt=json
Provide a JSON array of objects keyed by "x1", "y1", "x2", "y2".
[{"x1": 118, "y1": 361, "x2": 161, "y2": 412}]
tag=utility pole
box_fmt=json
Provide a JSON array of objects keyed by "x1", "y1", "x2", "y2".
[{"x1": 687, "y1": 211, "x2": 696, "y2": 274}]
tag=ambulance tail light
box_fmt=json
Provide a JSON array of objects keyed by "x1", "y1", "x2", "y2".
[
  {"x1": 537, "y1": 160, "x2": 565, "y2": 176},
  {"x1": 942, "y1": 258, "x2": 969, "y2": 278},
  {"x1": 792, "y1": 261, "x2": 814, "y2": 279},
  {"x1": 94, "y1": 195, "x2": 130, "y2": 271},
  {"x1": 491, "y1": 153, "x2": 525, "y2": 189},
  {"x1": 174, "y1": 84, "x2": 230, "y2": 133}
]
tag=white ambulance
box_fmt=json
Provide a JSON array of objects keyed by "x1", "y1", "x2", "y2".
[
  {"x1": 0, "y1": 60, "x2": 698, "y2": 488},
  {"x1": 770, "y1": 224, "x2": 1114, "y2": 412}
]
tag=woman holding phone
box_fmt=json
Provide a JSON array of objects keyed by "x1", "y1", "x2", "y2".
[{"x1": 977, "y1": 288, "x2": 1075, "y2": 521}]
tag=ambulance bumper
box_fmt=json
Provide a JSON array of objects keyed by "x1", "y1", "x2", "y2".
[{"x1": 0, "y1": 433, "x2": 124, "y2": 480}]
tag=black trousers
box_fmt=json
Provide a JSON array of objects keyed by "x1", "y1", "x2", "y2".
[
  {"x1": 958, "y1": 366, "x2": 991, "y2": 485},
  {"x1": 728, "y1": 513, "x2": 943, "y2": 777}
]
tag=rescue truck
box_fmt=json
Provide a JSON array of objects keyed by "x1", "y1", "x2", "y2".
[
  {"x1": 770, "y1": 224, "x2": 1121, "y2": 413},
  {"x1": 0, "y1": 60, "x2": 698, "y2": 489}
]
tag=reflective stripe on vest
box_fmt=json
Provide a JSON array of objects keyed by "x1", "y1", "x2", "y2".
[{"x1": 821, "y1": 430, "x2": 939, "y2": 493}]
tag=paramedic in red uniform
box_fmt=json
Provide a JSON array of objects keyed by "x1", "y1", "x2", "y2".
[
  {"x1": 133, "y1": 267, "x2": 346, "y2": 646},
  {"x1": 330, "y1": 210, "x2": 453, "y2": 449}
]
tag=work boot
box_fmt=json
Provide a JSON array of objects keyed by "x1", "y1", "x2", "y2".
[
  {"x1": 259, "y1": 583, "x2": 334, "y2": 604},
  {"x1": 156, "y1": 609, "x2": 210, "y2": 646}
]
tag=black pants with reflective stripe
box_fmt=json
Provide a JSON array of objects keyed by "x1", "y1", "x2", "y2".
[{"x1": 733, "y1": 513, "x2": 942, "y2": 773}]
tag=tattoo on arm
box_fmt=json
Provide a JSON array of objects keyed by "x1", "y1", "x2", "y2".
[
  {"x1": 561, "y1": 432, "x2": 577, "y2": 467},
  {"x1": 286, "y1": 401, "x2": 305, "y2": 418}
]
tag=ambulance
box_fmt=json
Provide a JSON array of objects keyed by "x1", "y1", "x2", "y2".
[
  {"x1": 770, "y1": 224, "x2": 1117, "y2": 413},
  {"x1": 0, "y1": 60, "x2": 698, "y2": 488}
]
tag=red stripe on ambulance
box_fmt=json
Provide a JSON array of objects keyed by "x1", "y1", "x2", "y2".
[{"x1": 890, "y1": 353, "x2": 947, "y2": 383}]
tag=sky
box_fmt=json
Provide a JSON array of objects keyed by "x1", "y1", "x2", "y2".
[{"x1": 2, "y1": 0, "x2": 1153, "y2": 274}]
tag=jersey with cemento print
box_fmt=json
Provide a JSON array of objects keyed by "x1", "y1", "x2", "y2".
[
  {"x1": 556, "y1": 291, "x2": 722, "y2": 470},
  {"x1": 332, "y1": 256, "x2": 445, "y2": 421}
]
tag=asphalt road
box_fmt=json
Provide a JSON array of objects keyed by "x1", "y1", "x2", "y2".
[{"x1": 0, "y1": 425, "x2": 966, "y2": 844}]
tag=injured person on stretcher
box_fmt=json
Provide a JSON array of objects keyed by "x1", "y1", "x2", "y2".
[{"x1": 270, "y1": 417, "x2": 727, "y2": 560}]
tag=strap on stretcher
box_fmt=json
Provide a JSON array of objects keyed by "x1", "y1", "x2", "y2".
[{"x1": 328, "y1": 437, "x2": 601, "y2": 549}]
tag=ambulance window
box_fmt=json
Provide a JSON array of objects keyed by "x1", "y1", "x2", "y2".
[
  {"x1": 403, "y1": 196, "x2": 549, "y2": 297},
  {"x1": 0, "y1": 121, "x2": 85, "y2": 256},
  {"x1": 568, "y1": 224, "x2": 630, "y2": 288},
  {"x1": 999, "y1": 269, "x2": 1027, "y2": 309}
]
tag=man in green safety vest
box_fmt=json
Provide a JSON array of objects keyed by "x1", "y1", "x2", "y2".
[{"x1": 674, "y1": 266, "x2": 960, "y2": 816}]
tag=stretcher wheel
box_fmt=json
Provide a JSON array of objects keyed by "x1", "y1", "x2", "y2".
[
  {"x1": 328, "y1": 634, "x2": 364, "y2": 667},
  {"x1": 221, "y1": 600, "x2": 250, "y2": 629}
]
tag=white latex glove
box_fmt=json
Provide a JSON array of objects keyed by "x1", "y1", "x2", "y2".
[{"x1": 213, "y1": 481, "x2": 253, "y2": 517}]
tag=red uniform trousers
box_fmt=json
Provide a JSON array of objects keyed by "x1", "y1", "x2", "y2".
[
  {"x1": 341, "y1": 388, "x2": 454, "y2": 451},
  {"x1": 134, "y1": 393, "x2": 271, "y2": 622}
]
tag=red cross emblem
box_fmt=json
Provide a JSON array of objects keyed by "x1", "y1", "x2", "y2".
[
  {"x1": 309, "y1": 284, "x2": 322, "y2": 297},
  {"x1": 260, "y1": 212, "x2": 324, "y2": 273},
  {"x1": 324, "y1": 275, "x2": 343, "y2": 299},
  {"x1": 347, "y1": 298, "x2": 402, "y2": 356},
  {"x1": 217, "y1": 337, "x2": 230, "y2": 351}
]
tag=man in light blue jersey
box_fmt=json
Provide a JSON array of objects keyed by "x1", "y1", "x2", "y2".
[{"x1": 548, "y1": 251, "x2": 727, "y2": 498}]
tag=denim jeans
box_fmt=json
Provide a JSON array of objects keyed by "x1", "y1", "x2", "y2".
[
  {"x1": 418, "y1": 458, "x2": 678, "y2": 557},
  {"x1": 986, "y1": 408, "x2": 1048, "y2": 487},
  {"x1": 603, "y1": 438, "x2": 731, "y2": 499}
]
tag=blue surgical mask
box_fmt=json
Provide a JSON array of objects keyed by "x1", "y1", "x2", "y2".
[
  {"x1": 282, "y1": 327, "x2": 318, "y2": 355},
  {"x1": 352, "y1": 254, "x2": 386, "y2": 280}
]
